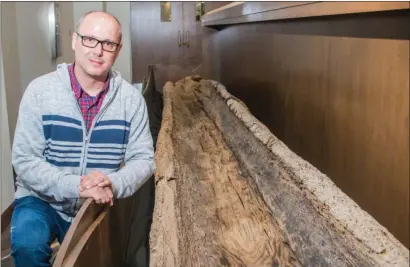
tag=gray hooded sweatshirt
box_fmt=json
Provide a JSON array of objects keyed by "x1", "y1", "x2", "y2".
[{"x1": 12, "y1": 63, "x2": 156, "y2": 221}]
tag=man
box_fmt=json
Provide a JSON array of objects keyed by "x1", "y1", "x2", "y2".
[{"x1": 10, "y1": 11, "x2": 155, "y2": 267}]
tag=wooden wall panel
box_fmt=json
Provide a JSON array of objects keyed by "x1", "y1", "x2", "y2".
[
  {"x1": 200, "y1": 1, "x2": 234, "y2": 81},
  {"x1": 203, "y1": 1, "x2": 233, "y2": 14},
  {"x1": 202, "y1": 11, "x2": 409, "y2": 247},
  {"x1": 131, "y1": 1, "x2": 184, "y2": 88}
]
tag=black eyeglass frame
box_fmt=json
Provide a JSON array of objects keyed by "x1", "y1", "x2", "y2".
[{"x1": 76, "y1": 32, "x2": 121, "y2": 52}]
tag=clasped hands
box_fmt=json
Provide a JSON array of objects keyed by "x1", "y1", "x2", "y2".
[{"x1": 79, "y1": 171, "x2": 114, "y2": 206}]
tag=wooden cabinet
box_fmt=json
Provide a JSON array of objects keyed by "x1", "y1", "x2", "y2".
[
  {"x1": 131, "y1": 2, "x2": 203, "y2": 92},
  {"x1": 181, "y1": 3, "x2": 202, "y2": 78}
]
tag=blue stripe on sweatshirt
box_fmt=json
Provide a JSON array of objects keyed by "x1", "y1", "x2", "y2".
[
  {"x1": 95, "y1": 120, "x2": 131, "y2": 127},
  {"x1": 43, "y1": 125, "x2": 83, "y2": 142},
  {"x1": 88, "y1": 151, "x2": 124, "y2": 156},
  {"x1": 90, "y1": 129, "x2": 130, "y2": 144},
  {"x1": 86, "y1": 162, "x2": 121, "y2": 169},
  {"x1": 46, "y1": 159, "x2": 81, "y2": 167},
  {"x1": 47, "y1": 148, "x2": 82, "y2": 154}
]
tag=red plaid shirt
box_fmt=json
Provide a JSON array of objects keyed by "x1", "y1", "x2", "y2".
[{"x1": 68, "y1": 63, "x2": 109, "y2": 132}]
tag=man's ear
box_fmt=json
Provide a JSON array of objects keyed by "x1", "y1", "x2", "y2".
[
  {"x1": 71, "y1": 32, "x2": 77, "y2": 51},
  {"x1": 116, "y1": 43, "x2": 123, "y2": 55}
]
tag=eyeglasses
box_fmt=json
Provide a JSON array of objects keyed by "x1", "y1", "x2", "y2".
[{"x1": 76, "y1": 32, "x2": 120, "y2": 52}]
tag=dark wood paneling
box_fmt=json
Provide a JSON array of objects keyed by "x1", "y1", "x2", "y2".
[
  {"x1": 202, "y1": 13, "x2": 409, "y2": 247},
  {"x1": 182, "y1": 2, "x2": 202, "y2": 77},
  {"x1": 131, "y1": 2, "x2": 207, "y2": 91},
  {"x1": 213, "y1": 9, "x2": 410, "y2": 40},
  {"x1": 201, "y1": 2, "x2": 232, "y2": 81},
  {"x1": 131, "y1": 1, "x2": 184, "y2": 90},
  {"x1": 201, "y1": 26, "x2": 221, "y2": 81}
]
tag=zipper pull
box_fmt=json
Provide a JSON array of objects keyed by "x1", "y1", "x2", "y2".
[{"x1": 85, "y1": 136, "x2": 89, "y2": 143}]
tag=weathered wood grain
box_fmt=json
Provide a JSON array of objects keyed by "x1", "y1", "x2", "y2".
[
  {"x1": 150, "y1": 76, "x2": 409, "y2": 266},
  {"x1": 150, "y1": 78, "x2": 301, "y2": 266}
]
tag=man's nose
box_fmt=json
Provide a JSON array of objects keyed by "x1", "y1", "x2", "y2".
[{"x1": 93, "y1": 42, "x2": 103, "y2": 56}]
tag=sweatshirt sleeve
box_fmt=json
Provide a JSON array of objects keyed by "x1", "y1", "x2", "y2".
[
  {"x1": 12, "y1": 83, "x2": 81, "y2": 201},
  {"x1": 107, "y1": 92, "x2": 156, "y2": 199}
]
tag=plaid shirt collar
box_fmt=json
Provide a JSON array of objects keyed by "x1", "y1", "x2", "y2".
[{"x1": 68, "y1": 63, "x2": 110, "y2": 99}]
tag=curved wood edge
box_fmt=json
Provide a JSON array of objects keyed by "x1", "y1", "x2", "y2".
[
  {"x1": 53, "y1": 199, "x2": 106, "y2": 267},
  {"x1": 1, "y1": 204, "x2": 13, "y2": 261},
  {"x1": 153, "y1": 81, "x2": 176, "y2": 184},
  {"x1": 61, "y1": 207, "x2": 110, "y2": 267},
  {"x1": 1, "y1": 204, "x2": 13, "y2": 234}
]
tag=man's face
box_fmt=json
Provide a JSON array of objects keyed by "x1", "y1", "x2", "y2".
[{"x1": 72, "y1": 13, "x2": 122, "y2": 79}]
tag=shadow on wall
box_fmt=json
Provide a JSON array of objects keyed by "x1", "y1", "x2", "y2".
[
  {"x1": 223, "y1": 79, "x2": 285, "y2": 139},
  {"x1": 149, "y1": 64, "x2": 203, "y2": 94},
  {"x1": 221, "y1": 72, "x2": 367, "y2": 193}
]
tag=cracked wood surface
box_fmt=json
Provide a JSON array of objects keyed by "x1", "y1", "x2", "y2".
[
  {"x1": 150, "y1": 78, "x2": 299, "y2": 266},
  {"x1": 150, "y1": 76, "x2": 409, "y2": 267}
]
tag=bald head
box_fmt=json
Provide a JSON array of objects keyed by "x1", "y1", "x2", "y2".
[
  {"x1": 72, "y1": 11, "x2": 123, "y2": 81},
  {"x1": 76, "y1": 11, "x2": 122, "y2": 42}
]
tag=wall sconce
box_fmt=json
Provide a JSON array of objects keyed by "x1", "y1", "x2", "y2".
[{"x1": 48, "y1": 2, "x2": 61, "y2": 60}]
